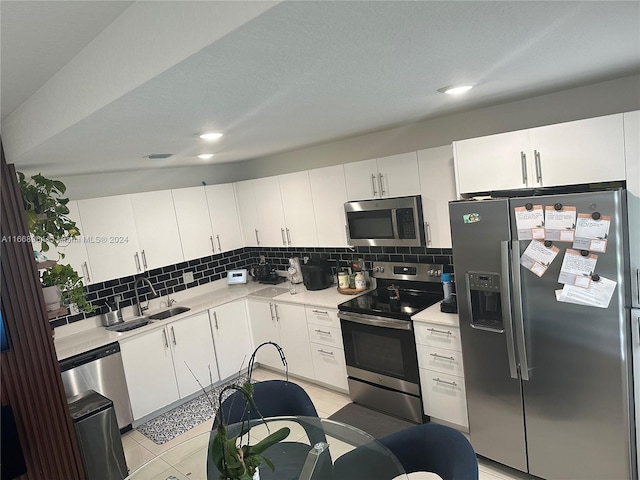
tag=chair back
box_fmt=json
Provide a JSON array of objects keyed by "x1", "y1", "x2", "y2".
[{"x1": 379, "y1": 423, "x2": 478, "y2": 480}]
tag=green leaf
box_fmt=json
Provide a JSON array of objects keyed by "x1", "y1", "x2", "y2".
[{"x1": 246, "y1": 427, "x2": 290, "y2": 456}]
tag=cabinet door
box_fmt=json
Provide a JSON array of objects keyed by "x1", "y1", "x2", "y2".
[
  {"x1": 247, "y1": 300, "x2": 282, "y2": 370},
  {"x1": 78, "y1": 195, "x2": 142, "y2": 283},
  {"x1": 253, "y1": 177, "x2": 287, "y2": 247},
  {"x1": 344, "y1": 158, "x2": 379, "y2": 200},
  {"x1": 625, "y1": 111, "x2": 640, "y2": 308},
  {"x1": 453, "y1": 130, "x2": 532, "y2": 194},
  {"x1": 275, "y1": 302, "x2": 314, "y2": 379},
  {"x1": 529, "y1": 114, "x2": 625, "y2": 187},
  {"x1": 206, "y1": 184, "x2": 244, "y2": 253},
  {"x1": 37, "y1": 200, "x2": 94, "y2": 284},
  {"x1": 211, "y1": 300, "x2": 253, "y2": 380},
  {"x1": 130, "y1": 190, "x2": 184, "y2": 270},
  {"x1": 419, "y1": 368, "x2": 468, "y2": 428},
  {"x1": 376, "y1": 152, "x2": 421, "y2": 197},
  {"x1": 310, "y1": 344, "x2": 348, "y2": 391},
  {"x1": 120, "y1": 328, "x2": 179, "y2": 420},
  {"x1": 170, "y1": 312, "x2": 219, "y2": 398},
  {"x1": 234, "y1": 180, "x2": 259, "y2": 246},
  {"x1": 308, "y1": 165, "x2": 349, "y2": 247},
  {"x1": 279, "y1": 171, "x2": 318, "y2": 247},
  {"x1": 418, "y1": 146, "x2": 457, "y2": 248},
  {"x1": 172, "y1": 187, "x2": 214, "y2": 261}
]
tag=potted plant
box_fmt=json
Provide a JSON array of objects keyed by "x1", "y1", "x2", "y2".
[
  {"x1": 17, "y1": 171, "x2": 80, "y2": 254},
  {"x1": 41, "y1": 264, "x2": 94, "y2": 313}
]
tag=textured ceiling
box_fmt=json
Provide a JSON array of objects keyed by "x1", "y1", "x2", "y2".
[{"x1": 2, "y1": 1, "x2": 639, "y2": 178}]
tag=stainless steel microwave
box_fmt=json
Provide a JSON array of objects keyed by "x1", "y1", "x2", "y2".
[{"x1": 344, "y1": 195, "x2": 425, "y2": 247}]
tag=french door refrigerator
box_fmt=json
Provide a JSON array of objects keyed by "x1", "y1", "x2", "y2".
[{"x1": 449, "y1": 189, "x2": 635, "y2": 480}]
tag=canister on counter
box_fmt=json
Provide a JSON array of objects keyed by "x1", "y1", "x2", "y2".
[
  {"x1": 338, "y1": 271, "x2": 349, "y2": 288},
  {"x1": 355, "y1": 271, "x2": 366, "y2": 291}
]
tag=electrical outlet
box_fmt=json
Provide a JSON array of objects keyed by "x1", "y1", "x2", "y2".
[{"x1": 182, "y1": 271, "x2": 194, "y2": 284}]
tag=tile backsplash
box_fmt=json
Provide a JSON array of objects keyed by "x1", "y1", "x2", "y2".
[{"x1": 50, "y1": 245, "x2": 453, "y2": 328}]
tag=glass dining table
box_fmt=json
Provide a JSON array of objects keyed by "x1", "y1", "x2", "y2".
[{"x1": 125, "y1": 416, "x2": 408, "y2": 480}]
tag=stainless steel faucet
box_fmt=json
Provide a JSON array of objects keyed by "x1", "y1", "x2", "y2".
[{"x1": 134, "y1": 277, "x2": 158, "y2": 316}]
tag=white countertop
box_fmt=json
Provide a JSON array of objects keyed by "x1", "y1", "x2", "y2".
[
  {"x1": 54, "y1": 279, "x2": 362, "y2": 361},
  {"x1": 412, "y1": 302, "x2": 460, "y2": 327}
]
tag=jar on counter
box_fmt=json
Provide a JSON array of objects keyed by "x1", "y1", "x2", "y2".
[
  {"x1": 338, "y1": 271, "x2": 349, "y2": 289},
  {"x1": 355, "y1": 271, "x2": 366, "y2": 291}
]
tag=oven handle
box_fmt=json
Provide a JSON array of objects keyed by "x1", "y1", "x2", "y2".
[{"x1": 338, "y1": 311, "x2": 412, "y2": 331}]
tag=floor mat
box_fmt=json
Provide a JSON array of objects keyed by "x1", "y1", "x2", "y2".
[
  {"x1": 136, "y1": 375, "x2": 250, "y2": 445},
  {"x1": 327, "y1": 403, "x2": 417, "y2": 439}
]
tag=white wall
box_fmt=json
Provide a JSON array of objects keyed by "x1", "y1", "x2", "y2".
[{"x1": 59, "y1": 74, "x2": 640, "y2": 200}]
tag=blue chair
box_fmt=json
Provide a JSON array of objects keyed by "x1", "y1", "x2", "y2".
[
  {"x1": 379, "y1": 423, "x2": 479, "y2": 480},
  {"x1": 208, "y1": 379, "x2": 328, "y2": 480}
]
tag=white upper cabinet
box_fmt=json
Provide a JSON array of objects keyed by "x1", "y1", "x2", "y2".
[
  {"x1": 417, "y1": 146, "x2": 457, "y2": 248},
  {"x1": 205, "y1": 183, "x2": 243, "y2": 253},
  {"x1": 279, "y1": 171, "x2": 318, "y2": 247},
  {"x1": 624, "y1": 110, "x2": 640, "y2": 308},
  {"x1": 253, "y1": 176, "x2": 287, "y2": 247},
  {"x1": 78, "y1": 195, "x2": 142, "y2": 283},
  {"x1": 308, "y1": 165, "x2": 349, "y2": 247},
  {"x1": 454, "y1": 114, "x2": 626, "y2": 195},
  {"x1": 172, "y1": 186, "x2": 214, "y2": 261},
  {"x1": 344, "y1": 152, "x2": 421, "y2": 200},
  {"x1": 130, "y1": 190, "x2": 184, "y2": 271},
  {"x1": 528, "y1": 114, "x2": 625, "y2": 187},
  {"x1": 234, "y1": 180, "x2": 260, "y2": 246}
]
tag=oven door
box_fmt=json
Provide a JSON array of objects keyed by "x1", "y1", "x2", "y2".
[{"x1": 339, "y1": 311, "x2": 419, "y2": 389}]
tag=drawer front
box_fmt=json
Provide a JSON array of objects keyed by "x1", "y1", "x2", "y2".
[
  {"x1": 414, "y1": 323, "x2": 462, "y2": 351},
  {"x1": 417, "y1": 344, "x2": 465, "y2": 377},
  {"x1": 419, "y1": 368, "x2": 468, "y2": 428},
  {"x1": 307, "y1": 324, "x2": 343, "y2": 349},
  {"x1": 305, "y1": 306, "x2": 340, "y2": 329},
  {"x1": 310, "y1": 344, "x2": 348, "y2": 391}
]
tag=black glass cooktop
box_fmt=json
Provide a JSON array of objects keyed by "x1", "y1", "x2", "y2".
[{"x1": 338, "y1": 283, "x2": 442, "y2": 321}]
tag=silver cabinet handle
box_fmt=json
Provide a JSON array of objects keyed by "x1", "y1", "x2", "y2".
[
  {"x1": 636, "y1": 268, "x2": 640, "y2": 305},
  {"x1": 216, "y1": 234, "x2": 222, "y2": 252},
  {"x1": 281, "y1": 228, "x2": 286, "y2": 246},
  {"x1": 274, "y1": 304, "x2": 280, "y2": 322},
  {"x1": 213, "y1": 311, "x2": 218, "y2": 329},
  {"x1": 534, "y1": 150, "x2": 542, "y2": 185},
  {"x1": 424, "y1": 222, "x2": 432, "y2": 246},
  {"x1": 170, "y1": 326, "x2": 177, "y2": 345},
  {"x1": 317, "y1": 349, "x2": 334, "y2": 356},
  {"x1": 371, "y1": 173, "x2": 378, "y2": 197},
  {"x1": 500, "y1": 241, "x2": 518, "y2": 379},
  {"x1": 134, "y1": 252, "x2": 141, "y2": 272},
  {"x1": 433, "y1": 377, "x2": 457, "y2": 387},
  {"x1": 82, "y1": 262, "x2": 91, "y2": 283},
  {"x1": 314, "y1": 329, "x2": 331, "y2": 335},
  {"x1": 268, "y1": 303, "x2": 275, "y2": 322},
  {"x1": 255, "y1": 229, "x2": 260, "y2": 246},
  {"x1": 512, "y1": 240, "x2": 531, "y2": 381},
  {"x1": 285, "y1": 228, "x2": 291, "y2": 246},
  {"x1": 427, "y1": 327, "x2": 452, "y2": 336},
  {"x1": 210, "y1": 236, "x2": 215, "y2": 252},
  {"x1": 312, "y1": 309, "x2": 328, "y2": 315},
  {"x1": 520, "y1": 152, "x2": 528, "y2": 185},
  {"x1": 378, "y1": 172, "x2": 385, "y2": 196},
  {"x1": 141, "y1": 250, "x2": 148, "y2": 270},
  {"x1": 430, "y1": 353, "x2": 455, "y2": 361},
  {"x1": 162, "y1": 329, "x2": 169, "y2": 348}
]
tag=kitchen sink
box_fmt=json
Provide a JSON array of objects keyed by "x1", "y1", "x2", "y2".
[
  {"x1": 147, "y1": 306, "x2": 191, "y2": 320},
  {"x1": 106, "y1": 317, "x2": 153, "y2": 332}
]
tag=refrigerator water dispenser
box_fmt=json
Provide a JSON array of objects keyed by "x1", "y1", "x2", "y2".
[{"x1": 467, "y1": 272, "x2": 504, "y2": 332}]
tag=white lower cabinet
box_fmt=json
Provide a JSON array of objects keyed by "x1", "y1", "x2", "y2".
[
  {"x1": 210, "y1": 300, "x2": 253, "y2": 380},
  {"x1": 415, "y1": 322, "x2": 468, "y2": 429},
  {"x1": 120, "y1": 312, "x2": 218, "y2": 420},
  {"x1": 306, "y1": 306, "x2": 347, "y2": 391}
]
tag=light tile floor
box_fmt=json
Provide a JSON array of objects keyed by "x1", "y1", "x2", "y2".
[{"x1": 122, "y1": 368, "x2": 532, "y2": 480}]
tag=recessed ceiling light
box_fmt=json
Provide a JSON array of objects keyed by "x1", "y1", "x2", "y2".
[
  {"x1": 146, "y1": 153, "x2": 173, "y2": 159},
  {"x1": 198, "y1": 154, "x2": 214, "y2": 160},
  {"x1": 437, "y1": 84, "x2": 475, "y2": 95},
  {"x1": 198, "y1": 132, "x2": 223, "y2": 141}
]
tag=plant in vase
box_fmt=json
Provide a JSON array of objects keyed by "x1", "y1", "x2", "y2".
[{"x1": 41, "y1": 263, "x2": 94, "y2": 313}]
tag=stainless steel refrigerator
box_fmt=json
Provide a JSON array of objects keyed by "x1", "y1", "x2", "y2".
[{"x1": 449, "y1": 189, "x2": 635, "y2": 480}]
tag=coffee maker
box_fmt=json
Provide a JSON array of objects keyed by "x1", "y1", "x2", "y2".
[{"x1": 301, "y1": 258, "x2": 333, "y2": 291}]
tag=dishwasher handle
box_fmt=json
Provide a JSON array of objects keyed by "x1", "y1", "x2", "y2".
[{"x1": 59, "y1": 342, "x2": 121, "y2": 372}]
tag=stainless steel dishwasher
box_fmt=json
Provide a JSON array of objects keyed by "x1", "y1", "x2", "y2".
[{"x1": 60, "y1": 342, "x2": 133, "y2": 432}]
